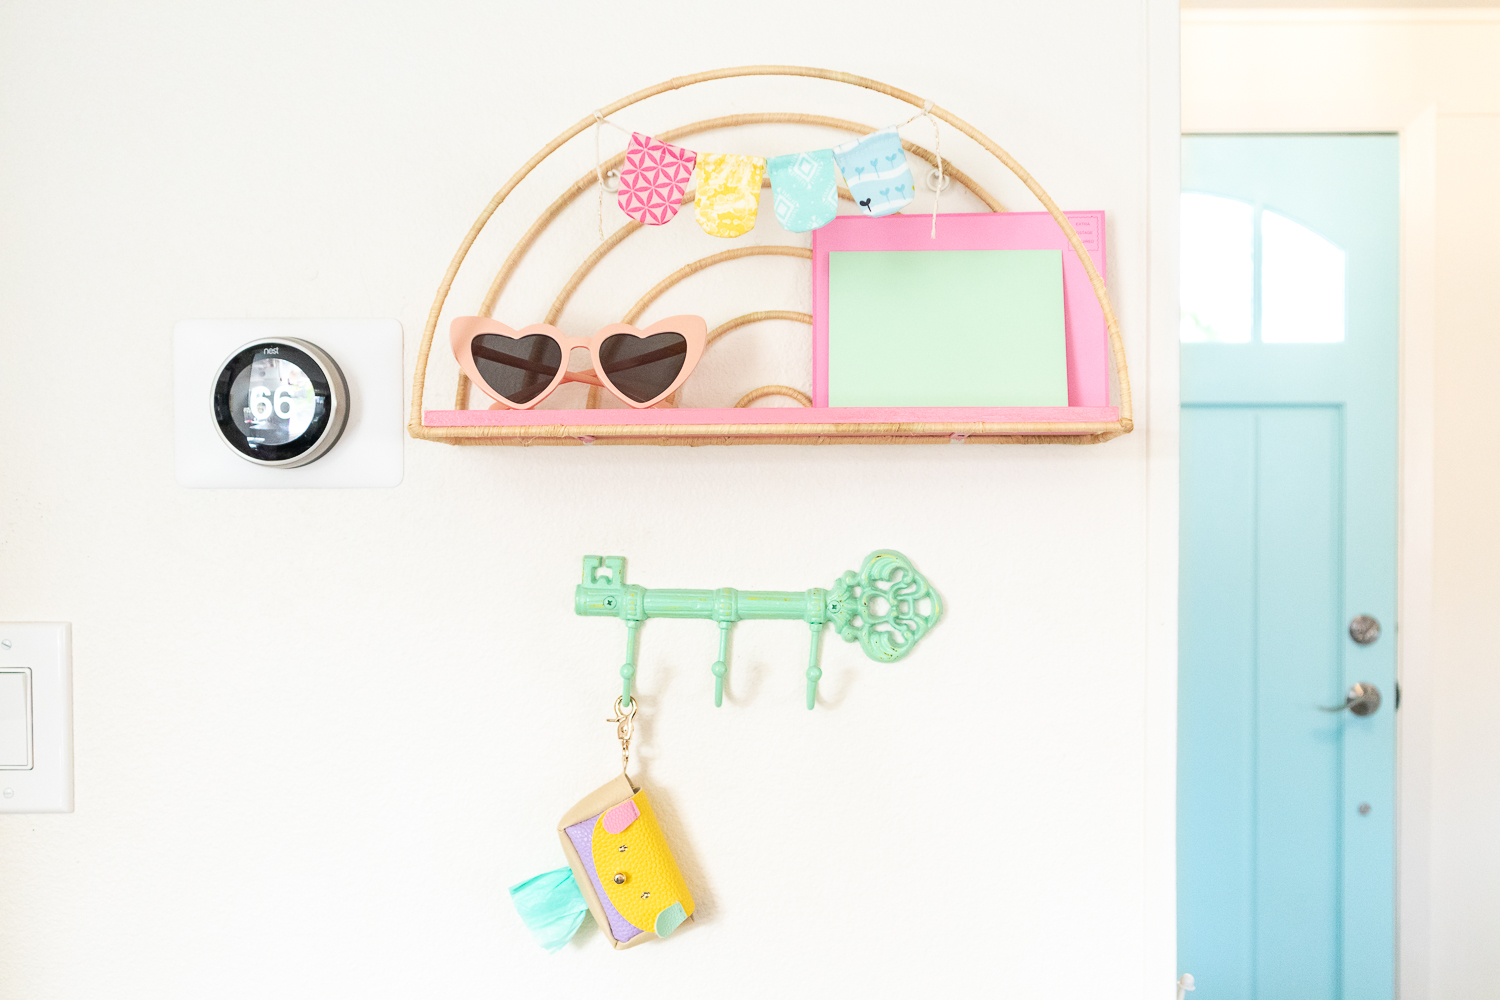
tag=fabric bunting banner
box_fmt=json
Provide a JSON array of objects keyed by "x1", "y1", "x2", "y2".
[{"x1": 593, "y1": 108, "x2": 943, "y2": 238}]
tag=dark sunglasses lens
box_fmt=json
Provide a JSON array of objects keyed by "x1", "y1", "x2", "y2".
[
  {"x1": 470, "y1": 334, "x2": 562, "y2": 404},
  {"x1": 598, "y1": 332, "x2": 688, "y2": 403}
]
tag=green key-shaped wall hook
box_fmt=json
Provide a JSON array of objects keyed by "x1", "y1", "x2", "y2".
[{"x1": 575, "y1": 550, "x2": 943, "y2": 710}]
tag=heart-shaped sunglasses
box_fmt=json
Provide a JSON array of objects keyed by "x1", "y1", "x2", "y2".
[{"x1": 450, "y1": 315, "x2": 707, "y2": 410}]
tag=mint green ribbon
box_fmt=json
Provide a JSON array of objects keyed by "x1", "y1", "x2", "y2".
[{"x1": 509, "y1": 867, "x2": 588, "y2": 953}]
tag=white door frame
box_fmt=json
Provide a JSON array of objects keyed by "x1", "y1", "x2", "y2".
[
  {"x1": 1145, "y1": 2, "x2": 1182, "y2": 998},
  {"x1": 1181, "y1": 11, "x2": 1439, "y2": 998}
]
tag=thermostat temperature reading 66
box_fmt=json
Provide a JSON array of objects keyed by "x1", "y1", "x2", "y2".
[
  {"x1": 235, "y1": 356, "x2": 317, "y2": 445},
  {"x1": 212, "y1": 339, "x2": 348, "y2": 467}
]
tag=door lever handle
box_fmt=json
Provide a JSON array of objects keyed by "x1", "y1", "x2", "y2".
[{"x1": 1321, "y1": 682, "x2": 1381, "y2": 716}]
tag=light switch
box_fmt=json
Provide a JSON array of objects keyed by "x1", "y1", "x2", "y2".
[
  {"x1": 0, "y1": 624, "x2": 71, "y2": 813},
  {"x1": 0, "y1": 669, "x2": 32, "y2": 768}
]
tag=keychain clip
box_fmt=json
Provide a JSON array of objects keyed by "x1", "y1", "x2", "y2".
[{"x1": 607, "y1": 696, "x2": 637, "y2": 773}]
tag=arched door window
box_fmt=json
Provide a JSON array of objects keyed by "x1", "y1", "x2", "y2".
[{"x1": 1180, "y1": 192, "x2": 1346, "y2": 344}]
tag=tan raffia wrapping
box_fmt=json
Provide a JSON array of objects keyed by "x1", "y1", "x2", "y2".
[{"x1": 410, "y1": 65, "x2": 1132, "y2": 446}]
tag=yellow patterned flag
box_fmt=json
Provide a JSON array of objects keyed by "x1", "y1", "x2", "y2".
[{"x1": 692, "y1": 152, "x2": 767, "y2": 238}]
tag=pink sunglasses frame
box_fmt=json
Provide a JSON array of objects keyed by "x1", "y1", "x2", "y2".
[{"x1": 450, "y1": 315, "x2": 707, "y2": 410}]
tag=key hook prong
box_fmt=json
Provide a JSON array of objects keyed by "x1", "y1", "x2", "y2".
[
  {"x1": 620, "y1": 621, "x2": 640, "y2": 708},
  {"x1": 712, "y1": 623, "x2": 731, "y2": 708},
  {"x1": 806, "y1": 622, "x2": 824, "y2": 710}
]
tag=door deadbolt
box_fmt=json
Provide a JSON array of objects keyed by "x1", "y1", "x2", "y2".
[
  {"x1": 1321, "y1": 682, "x2": 1381, "y2": 717},
  {"x1": 1349, "y1": 615, "x2": 1381, "y2": 645}
]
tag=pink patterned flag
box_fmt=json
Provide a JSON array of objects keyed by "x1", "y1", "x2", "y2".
[{"x1": 617, "y1": 132, "x2": 697, "y2": 226}]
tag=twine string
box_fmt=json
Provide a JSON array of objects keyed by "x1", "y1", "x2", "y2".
[
  {"x1": 592, "y1": 111, "x2": 631, "y2": 241},
  {"x1": 593, "y1": 110, "x2": 606, "y2": 240},
  {"x1": 902, "y1": 99, "x2": 943, "y2": 238}
]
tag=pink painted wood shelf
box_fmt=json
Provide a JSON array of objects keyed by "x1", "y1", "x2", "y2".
[
  {"x1": 419, "y1": 404, "x2": 1123, "y2": 445},
  {"x1": 416, "y1": 212, "x2": 1130, "y2": 447}
]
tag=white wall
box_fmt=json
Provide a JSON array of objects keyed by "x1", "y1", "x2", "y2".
[
  {"x1": 0, "y1": 3, "x2": 1178, "y2": 998},
  {"x1": 1183, "y1": 10, "x2": 1500, "y2": 999}
]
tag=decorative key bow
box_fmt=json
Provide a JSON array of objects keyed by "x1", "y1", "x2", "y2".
[{"x1": 575, "y1": 550, "x2": 942, "y2": 710}]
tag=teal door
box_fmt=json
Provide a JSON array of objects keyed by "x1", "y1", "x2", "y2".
[{"x1": 1178, "y1": 135, "x2": 1399, "y2": 998}]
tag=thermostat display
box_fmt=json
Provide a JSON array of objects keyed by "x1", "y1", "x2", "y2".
[{"x1": 212, "y1": 339, "x2": 348, "y2": 467}]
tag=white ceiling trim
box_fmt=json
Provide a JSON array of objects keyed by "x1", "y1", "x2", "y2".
[{"x1": 1184, "y1": 8, "x2": 1500, "y2": 23}]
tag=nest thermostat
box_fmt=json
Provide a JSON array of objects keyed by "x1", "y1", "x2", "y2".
[
  {"x1": 212, "y1": 338, "x2": 348, "y2": 467},
  {"x1": 174, "y1": 319, "x2": 403, "y2": 489}
]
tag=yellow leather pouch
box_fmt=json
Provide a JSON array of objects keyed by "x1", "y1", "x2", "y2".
[{"x1": 557, "y1": 773, "x2": 696, "y2": 949}]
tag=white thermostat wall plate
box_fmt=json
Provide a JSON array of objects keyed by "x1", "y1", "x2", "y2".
[
  {"x1": 0, "y1": 623, "x2": 72, "y2": 814},
  {"x1": 174, "y1": 318, "x2": 403, "y2": 488}
]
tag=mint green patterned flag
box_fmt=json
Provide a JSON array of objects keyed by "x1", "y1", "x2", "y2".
[{"x1": 768, "y1": 149, "x2": 839, "y2": 233}]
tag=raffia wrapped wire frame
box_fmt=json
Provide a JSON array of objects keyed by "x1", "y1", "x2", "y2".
[{"x1": 408, "y1": 65, "x2": 1134, "y2": 446}]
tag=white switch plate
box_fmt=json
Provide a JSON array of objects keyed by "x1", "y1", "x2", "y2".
[
  {"x1": 0, "y1": 623, "x2": 72, "y2": 813},
  {"x1": 174, "y1": 318, "x2": 404, "y2": 489}
]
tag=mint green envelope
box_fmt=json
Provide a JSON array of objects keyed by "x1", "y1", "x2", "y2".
[{"x1": 826, "y1": 249, "x2": 1068, "y2": 407}]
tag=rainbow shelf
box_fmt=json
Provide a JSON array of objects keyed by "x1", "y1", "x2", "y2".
[{"x1": 407, "y1": 66, "x2": 1133, "y2": 448}]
